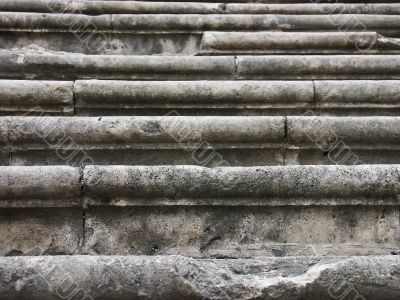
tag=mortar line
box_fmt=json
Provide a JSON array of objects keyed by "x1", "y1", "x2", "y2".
[
  {"x1": 79, "y1": 166, "x2": 86, "y2": 254},
  {"x1": 283, "y1": 116, "x2": 288, "y2": 166}
]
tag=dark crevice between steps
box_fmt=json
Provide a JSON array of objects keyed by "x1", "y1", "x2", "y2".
[
  {"x1": 79, "y1": 166, "x2": 86, "y2": 254},
  {"x1": 233, "y1": 55, "x2": 238, "y2": 79},
  {"x1": 72, "y1": 80, "x2": 77, "y2": 115},
  {"x1": 283, "y1": 116, "x2": 288, "y2": 165}
]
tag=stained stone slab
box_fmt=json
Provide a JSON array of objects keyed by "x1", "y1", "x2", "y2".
[
  {"x1": 83, "y1": 165, "x2": 400, "y2": 206},
  {"x1": 198, "y1": 32, "x2": 400, "y2": 55},
  {"x1": 288, "y1": 116, "x2": 400, "y2": 147},
  {"x1": 1, "y1": 116, "x2": 284, "y2": 147},
  {"x1": 315, "y1": 80, "x2": 400, "y2": 104},
  {"x1": 0, "y1": 80, "x2": 73, "y2": 115},
  {"x1": 0, "y1": 166, "x2": 80, "y2": 208},
  {"x1": 0, "y1": 12, "x2": 111, "y2": 31},
  {"x1": 74, "y1": 80, "x2": 314, "y2": 114},
  {"x1": 0, "y1": 255, "x2": 399, "y2": 299},
  {"x1": 4, "y1": 53, "x2": 400, "y2": 80},
  {"x1": 17, "y1": 54, "x2": 235, "y2": 80},
  {"x1": 74, "y1": 80, "x2": 400, "y2": 115},
  {"x1": 236, "y1": 55, "x2": 400, "y2": 79},
  {"x1": 0, "y1": 208, "x2": 83, "y2": 256},
  {"x1": 0, "y1": 12, "x2": 399, "y2": 32},
  {"x1": 84, "y1": 206, "x2": 400, "y2": 256},
  {"x1": 4, "y1": 80, "x2": 400, "y2": 116},
  {"x1": 2, "y1": 1, "x2": 400, "y2": 15}
]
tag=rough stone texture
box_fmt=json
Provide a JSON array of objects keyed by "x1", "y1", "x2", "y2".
[
  {"x1": 4, "y1": 53, "x2": 400, "y2": 80},
  {"x1": 0, "y1": 116, "x2": 284, "y2": 146},
  {"x1": 4, "y1": 80, "x2": 400, "y2": 116},
  {"x1": 74, "y1": 80, "x2": 314, "y2": 114},
  {"x1": 0, "y1": 255, "x2": 399, "y2": 299},
  {"x1": 7, "y1": 54, "x2": 236, "y2": 80},
  {"x1": 199, "y1": 32, "x2": 400, "y2": 54},
  {"x1": 2, "y1": 116, "x2": 400, "y2": 165},
  {"x1": 1, "y1": 0, "x2": 400, "y2": 298},
  {"x1": 0, "y1": 208, "x2": 82, "y2": 256},
  {"x1": 84, "y1": 206, "x2": 400, "y2": 256},
  {"x1": 83, "y1": 165, "x2": 400, "y2": 206},
  {"x1": 2, "y1": 1, "x2": 400, "y2": 15},
  {"x1": 0, "y1": 80, "x2": 73, "y2": 115},
  {"x1": 0, "y1": 166, "x2": 80, "y2": 208},
  {"x1": 237, "y1": 55, "x2": 400, "y2": 79}
]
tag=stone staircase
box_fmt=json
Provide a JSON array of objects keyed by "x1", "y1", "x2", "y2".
[{"x1": 0, "y1": 0, "x2": 400, "y2": 299}]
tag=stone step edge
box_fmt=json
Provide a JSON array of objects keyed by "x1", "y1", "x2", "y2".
[
  {"x1": 1, "y1": 116, "x2": 399, "y2": 148},
  {"x1": 0, "y1": 255, "x2": 398, "y2": 300},
  {"x1": 4, "y1": 54, "x2": 400, "y2": 80},
  {"x1": 0, "y1": 165, "x2": 399, "y2": 208},
  {"x1": 2, "y1": 1, "x2": 400, "y2": 15},
  {"x1": 1, "y1": 13, "x2": 400, "y2": 32},
  {"x1": 4, "y1": 79, "x2": 400, "y2": 115},
  {"x1": 197, "y1": 31, "x2": 400, "y2": 55}
]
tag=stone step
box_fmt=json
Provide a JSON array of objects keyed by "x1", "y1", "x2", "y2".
[
  {"x1": 0, "y1": 165, "x2": 399, "y2": 257},
  {"x1": 2, "y1": 1, "x2": 400, "y2": 15},
  {"x1": 1, "y1": 12, "x2": 399, "y2": 32},
  {"x1": 2, "y1": 53, "x2": 400, "y2": 80},
  {"x1": 4, "y1": 79, "x2": 400, "y2": 116},
  {"x1": 198, "y1": 31, "x2": 400, "y2": 55},
  {"x1": 2, "y1": 164, "x2": 399, "y2": 207},
  {"x1": 0, "y1": 255, "x2": 399, "y2": 299},
  {"x1": 2, "y1": 11, "x2": 400, "y2": 55},
  {"x1": 1, "y1": 116, "x2": 399, "y2": 165}
]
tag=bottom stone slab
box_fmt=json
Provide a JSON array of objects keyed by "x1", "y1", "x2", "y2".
[{"x1": 0, "y1": 255, "x2": 399, "y2": 300}]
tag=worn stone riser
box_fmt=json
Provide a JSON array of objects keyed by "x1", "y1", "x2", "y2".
[
  {"x1": 1, "y1": 116, "x2": 399, "y2": 165},
  {"x1": 1, "y1": 165, "x2": 399, "y2": 207},
  {"x1": 1, "y1": 164, "x2": 399, "y2": 258},
  {"x1": 4, "y1": 79, "x2": 400, "y2": 116},
  {"x1": 2, "y1": 13, "x2": 400, "y2": 32},
  {"x1": 4, "y1": 148, "x2": 400, "y2": 166},
  {"x1": 5, "y1": 31, "x2": 400, "y2": 56},
  {"x1": 4, "y1": 54, "x2": 400, "y2": 80},
  {"x1": 0, "y1": 31, "x2": 202, "y2": 55},
  {"x1": 0, "y1": 255, "x2": 399, "y2": 300},
  {"x1": 2, "y1": 1, "x2": 400, "y2": 15},
  {"x1": 1, "y1": 206, "x2": 399, "y2": 257}
]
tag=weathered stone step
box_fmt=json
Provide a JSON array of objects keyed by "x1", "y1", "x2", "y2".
[
  {"x1": 83, "y1": 165, "x2": 400, "y2": 206},
  {"x1": 1, "y1": 116, "x2": 399, "y2": 165},
  {"x1": 0, "y1": 255, "x2": 399, "y2": 299},
  {"x1": 2, "y1": 165, "x2": 399, "y2": 207},
  {"x1": 2, "y1": 54, "x2": 400, "y2": 80},
  {"x1": 5, "y1": 79, "x2": 400, "y2": 116},
  {"x1": 2, "y1": 1, "x2": 400, "y2": 15},
  {"x1": 1, "y1": 12, "x2": 400, "y2": 32},
  {"x1": 0, "y1": 165, "x2": 399, "y2": 257},
  {"x1": 198, "y1": 31, "x2": 400, "y2": 55}
]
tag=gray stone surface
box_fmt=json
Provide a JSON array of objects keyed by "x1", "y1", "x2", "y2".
[
  {"x1": 0, "y1": 166, "x2": 80, "y2": 208},
  {"x1": 4, "y1": 53, "x2": 400, "y2": 80},
  {"x1": 0, "y1": 209, "x2": 83, "y2": 256},
  {"x1": 0, "y1": 255, "x2": 399, "y2": 299},
  {"x1": 2, "y1": 1, "x2": 400, "y2": 15},
  {"x1": 84, "y1": 206, "x2": 400, "y2": 256},
  {"x1": 0, "y1": 80, "x2": 73, "y2": 115},
  {"x1": 199, "y1": 32, "x2": 400, "y2": 54},
  {"x1": 4, "y1": 79, "x2": 400, "y2": 115},
  {"x1": 237, "y1": 55, "x2": 400, "y2": 79},
  {"x1": 83, "y1": 165, "x2": 400, "y2": 206},
  {"x1": 1, "y1": 116, "x2": 284, "y2": 147},
  {"x1": 2, "y1": 116, "x2": 400, "y2": 165},
  {"x1": 74, "y1": 80, "x2": 314, "y2": 114},
  {"x1": 20, "y1": 54, "x2": 235, "y2": 80},
  {"x1": 288, "y1": 116, "x2": 400, "y2": 146}
]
